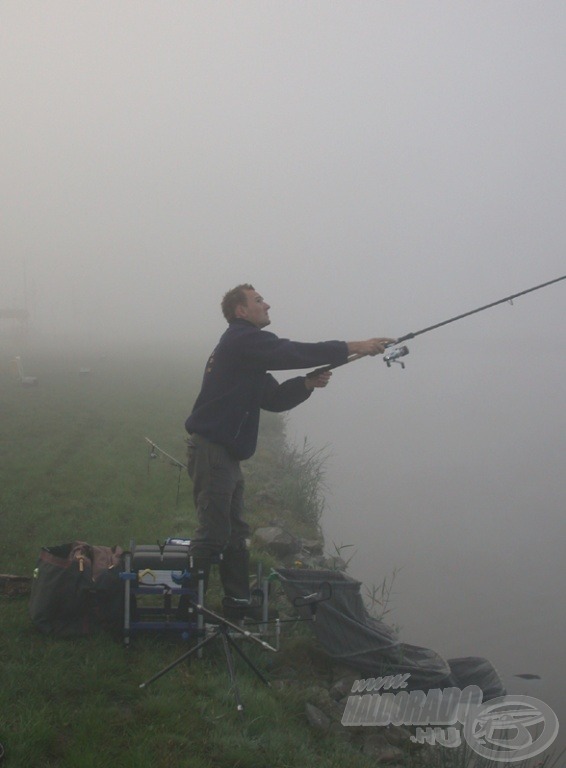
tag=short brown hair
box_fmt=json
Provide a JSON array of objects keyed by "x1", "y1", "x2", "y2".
[{"x1": 221, "y1": 284, "x2": 255, "y2": 322}]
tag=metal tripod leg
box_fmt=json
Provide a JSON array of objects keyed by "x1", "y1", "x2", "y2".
[
  {"x1": 220, "y1": 629, "x2": 245, "y2": 715},
  {"x1": 139, "y1": 629, "x2": 219, "y2": 689},
  {"x1": 224, "y1": 631, "x2": 271, "y2": 688},
  {"x1": 140, "y1": 622, "x2": 269, "y2": 714},
  {"x1": 139, "y1": 599, "x2": 276, "y2": 706}
]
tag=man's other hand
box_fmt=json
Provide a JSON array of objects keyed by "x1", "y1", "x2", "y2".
[{"x1": 305, "y1": 371, "x2": 333, "y2": 390}]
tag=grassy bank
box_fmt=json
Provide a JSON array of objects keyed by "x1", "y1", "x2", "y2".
[
  {"x1": 4, "y1": 344, "x2": 553, "y2": 768},
  {"x1": 0, "y1": 344, "x2": 375, "y2": 768}
]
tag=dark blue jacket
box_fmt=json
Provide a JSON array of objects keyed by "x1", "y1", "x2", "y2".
[{"x1": 185, "y1": 320, "x2": 348, "y2": 459}]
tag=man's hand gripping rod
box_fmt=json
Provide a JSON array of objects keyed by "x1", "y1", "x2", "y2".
[
  {"x1": 307, "y1": 344, "x2": 407, "y2": 380},
  {"x1": 308, "y1": 274, "x2": 566, "y2": 377}
]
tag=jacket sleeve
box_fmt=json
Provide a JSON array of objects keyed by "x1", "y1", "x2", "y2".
[
  {"x1": 260, "y1": 374, "x2": 312, "y2": 413},
  {"x1": 240, "y1": 328, "x2": 348, "y2": 371}
]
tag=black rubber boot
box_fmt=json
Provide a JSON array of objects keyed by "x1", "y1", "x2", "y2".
[
  {"x1": 219, "y1": 548, "x2": 256, "y2": 621},
  {"x1": 218, "y1": 548, "x2": 250, "y2": 602}
]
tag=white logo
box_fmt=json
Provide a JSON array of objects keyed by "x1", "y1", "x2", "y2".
[
  {"x1": 463, "y1": 695, "x2": 559, "y2": 763},
  {"x1": 342, "y1": 677, "x2": 559, "y2": 763}
]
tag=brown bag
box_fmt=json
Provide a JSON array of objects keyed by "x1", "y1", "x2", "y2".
[{"x1": 30, "y1": 542, "x2": 124, "y2": 637}]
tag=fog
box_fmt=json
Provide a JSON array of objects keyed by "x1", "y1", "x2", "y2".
[{"x1": 2, "y1": 1, "x2": 565, "y2": 753}]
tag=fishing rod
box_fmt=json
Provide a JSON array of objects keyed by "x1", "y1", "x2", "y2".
[
  {"x1": 144, "y1": 437, "x2": 187, "y2": 506},
  {"x1": 311, "y1": 274, "x2": 566, "y2": 374},
  {"x1": 144, "y1": 437, "x2": 187, "y2": 470}
]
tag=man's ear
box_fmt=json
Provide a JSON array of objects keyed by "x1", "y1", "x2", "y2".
[{"x1": 234, "y1": 303, "x2": 247, "y2": 320}]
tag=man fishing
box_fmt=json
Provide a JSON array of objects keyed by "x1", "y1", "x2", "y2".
[{"x1": 185, "y1": 283, "x2": 393, "y2": 619}]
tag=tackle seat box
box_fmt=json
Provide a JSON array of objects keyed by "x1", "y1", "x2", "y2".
[
  {"x1": 130, "y1": 544, "x2": 190, "y2": 572},
  {"x1": 122, "y1": 543, "x2": 202, "y2": 644}
]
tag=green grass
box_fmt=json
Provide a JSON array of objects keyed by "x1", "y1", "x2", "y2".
[
  {"x1": 0, "y1": 346, "x2": 198, "y2": 567},
  {"x1": 4, "y1": 344, "x2": 560, "y2": 768},
  {"x1": 0, "y1": 343, "x2": 386, "y2": 768}
]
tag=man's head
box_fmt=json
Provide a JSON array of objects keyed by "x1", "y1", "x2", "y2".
[{"x1": 221, "y1": 284, "x2": 271, "y2": 328}]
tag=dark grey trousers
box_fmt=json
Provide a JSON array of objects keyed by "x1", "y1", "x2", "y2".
[{"x1": 186, "y1": 434, "x2": 251, "y2": 600}]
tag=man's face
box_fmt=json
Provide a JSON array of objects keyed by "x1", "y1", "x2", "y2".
[{"x1": 237, "y1": 289, "x2": 271, "y2": 328}]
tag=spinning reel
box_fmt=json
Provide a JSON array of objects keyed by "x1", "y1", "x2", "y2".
[{"x1": 383, "y1": 345, "x2": 409, "y2": 369}]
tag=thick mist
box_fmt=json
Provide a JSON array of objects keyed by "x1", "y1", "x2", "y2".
[{"x1": 2, "y1": 1, "x2": 565, "y2": 755}]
